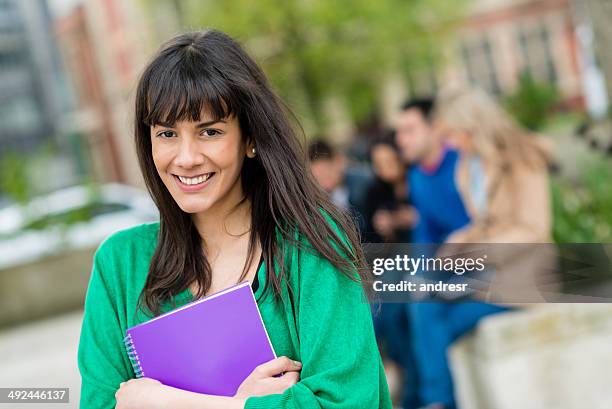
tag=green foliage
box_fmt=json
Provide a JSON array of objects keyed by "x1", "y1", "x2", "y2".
[
  {"x1": 0, "y1": 143, "x2": 61, "y2": 205},
  {"x1": 0, "y1": 142, "x2": 98, "y2": 216},
  {"x1": 505, "y1": 73, "x2": 560, "y2": 131},
  {"x1": 0, "y1": 151, "x2": 31, "y2": 205},
  {"x1": 146, "y1": 0, "x2": 468, "y2": 133},
  {"x1": 552, "y1": 156, "x2": 612, "y2": 243},
  {"x1": 23, "y1": 202, "x2": 127, "y2": 231}
]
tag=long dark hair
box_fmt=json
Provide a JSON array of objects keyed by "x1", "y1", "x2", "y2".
[{"x1": 134, "y1": 30, "x2": 367, "y2": 316}]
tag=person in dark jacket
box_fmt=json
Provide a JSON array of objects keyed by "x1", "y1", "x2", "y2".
[
  {"x1": 366, "y1": 135, "x2": 419, "y2": 409},
  {"x1": 363, "y1": 134, "x2": 415, "y2": 244}
]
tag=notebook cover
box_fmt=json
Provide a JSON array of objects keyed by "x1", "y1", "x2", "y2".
[{"x1": 125, "y1": 281, "x2": 276, "y2": 396}]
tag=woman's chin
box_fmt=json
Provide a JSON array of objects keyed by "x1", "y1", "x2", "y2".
[{"x1": 176, "y1": 200, "x2": 211, "y2": 215}]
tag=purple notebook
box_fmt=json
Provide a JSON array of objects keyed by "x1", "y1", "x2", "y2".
[{"x1": 123, "y1": 281, "x2": 276, "y2": 396}]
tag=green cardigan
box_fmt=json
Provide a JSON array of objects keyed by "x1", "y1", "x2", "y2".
[{"x1": 78, "y1": 221, "x2": 392, "y2": 408}]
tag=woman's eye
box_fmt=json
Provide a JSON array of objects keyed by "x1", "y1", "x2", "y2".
[
  {"x1": 157, "y1": 130, "x2": 176, "y2": 138},
  {"x1": 201, "y1": 129, "x2": 221, "y2": 137}
]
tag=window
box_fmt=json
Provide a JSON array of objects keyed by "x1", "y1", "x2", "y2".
[
  {"x1": 461, "y1": 35, "x2": 501, "y2": 94},
  {"x1": 518, "y1": 23, "x2": 557, "y2": 84}
]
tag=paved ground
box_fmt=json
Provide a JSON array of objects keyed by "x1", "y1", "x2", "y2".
[{"x1": 0, "y1": 310, "x2": 83, "y2": 409}]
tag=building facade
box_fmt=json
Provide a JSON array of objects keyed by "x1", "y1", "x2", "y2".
[
  {"x1": 443, "y1": 0, "x2": 584, "y2": 108},
  {"x1": 381, "y1": 0, "x2": 594, "y2": 127},
  {"x1": 0, "y1": 0, "x2": 81, "y2": 202},
  {"x1": 0, "y1": 0, "x2": 70, "y2": 156}
]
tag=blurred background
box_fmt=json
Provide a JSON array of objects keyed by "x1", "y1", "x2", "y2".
[{"x1": 0, "y1": 0, "x2": 611, "y2": 408}]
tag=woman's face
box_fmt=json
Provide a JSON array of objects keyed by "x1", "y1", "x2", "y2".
[
  {"x1": 150, "y1": 111, "x2": 254, "y2": 215},
  {"x1": 371, "y1": 144, "x2": 404, "y2": 183}
]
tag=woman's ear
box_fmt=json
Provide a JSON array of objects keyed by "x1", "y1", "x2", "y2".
[{"x1": 246, "y1": 139, "x2": 257, "y2": 158}]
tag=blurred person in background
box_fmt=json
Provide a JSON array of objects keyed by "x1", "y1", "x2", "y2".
[
  {"x1": 395, "y1": 97, "x2": 474, "y2": 409},
  {"x1": 308, "y1": 139, "x2": 371, "y2": 231},
  {"x1": 435, "y1": 86, "x2": 555, "y2": 303},
  {"x1": 363, "y1": 133, "x2": 415, "y2": 243},
  {"x1": 395, "y1": 98, "x2": 470, "y2": 244},
  {"x1": 434, "y1": 86, "x2": 552, "y2": 245},
  {"x1": 365, "y1": 134, "x2": 420, "y2": 409},
  {"x1": 405, "y1": 87, "x2": 553, "y2": 409},
  {"x1": 308, "y1": 140, "x2": 350, "y2": 209}
]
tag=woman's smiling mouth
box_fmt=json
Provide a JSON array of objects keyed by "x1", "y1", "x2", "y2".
[{"x1": 173, "y1": 172, "x2": 216, "y2": 191}]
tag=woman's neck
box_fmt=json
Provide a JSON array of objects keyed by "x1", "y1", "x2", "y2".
[{"x1": 192, "y1": 194, "x2": 252, "y2": 255}]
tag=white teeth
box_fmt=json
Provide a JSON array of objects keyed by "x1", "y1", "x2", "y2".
[{"x1": 177, "y1": 173, "x2": 213, "y2": 185}]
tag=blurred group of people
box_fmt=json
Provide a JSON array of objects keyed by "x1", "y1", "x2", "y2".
[{"x1": 308, "y1": 87, "x2": 552, "y2": 409}]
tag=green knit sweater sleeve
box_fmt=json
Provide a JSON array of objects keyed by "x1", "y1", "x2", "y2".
[
  {"x1": 245, "y1": 236, "x2": 391, "y2": 408},
  {"x1": 78, "y1": 240, "x2": 133, "y2": 409}
]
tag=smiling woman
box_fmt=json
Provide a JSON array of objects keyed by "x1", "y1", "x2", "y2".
[
  {"x1": 77, "y1": 29, "x2": 392, "y2": 409},
  {"x1": 150, "y1": 115, "x2": 251, "y2": 213}
]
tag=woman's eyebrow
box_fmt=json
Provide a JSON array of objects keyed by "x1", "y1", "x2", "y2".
[
  {"x1": 153, "y1": 121, "x2": 175, "y2": 128},
  {"x1": 152, "y1": 119, "x2": 226, "y2": 128},
  {"x1": 195, "y1": 119, "x2": 226, "y2": 128}
]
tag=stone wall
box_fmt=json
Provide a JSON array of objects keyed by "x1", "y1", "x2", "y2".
[
  {"x1": 0, "y1": 248, "x2": 93, "y2": 328},
  {"x1": 450, "y1": 304, "x2": 612, "y2": 409}
]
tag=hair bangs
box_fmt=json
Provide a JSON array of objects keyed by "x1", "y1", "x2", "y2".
[{"x1": 143, "y1": 56, "x2": 237, "y2": 127}]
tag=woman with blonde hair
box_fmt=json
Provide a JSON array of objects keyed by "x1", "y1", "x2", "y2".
[{"x1": 434, "y1": 86, "x2": 552, "y2": 244}]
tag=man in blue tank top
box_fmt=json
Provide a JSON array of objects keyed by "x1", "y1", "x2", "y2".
[{"x1": 395, "y1": 98, "x2": 470, "y2": 243}]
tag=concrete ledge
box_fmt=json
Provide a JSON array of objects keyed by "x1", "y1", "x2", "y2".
[
  {"x1": 450, "y1": 304, "x2": 612, "y2": 409},
  {"x1": 0, "y1": 248, "x2": 93, "y2": 328}
]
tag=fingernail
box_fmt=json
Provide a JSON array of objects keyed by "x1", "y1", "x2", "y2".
[{"x1": 294, "y1": 360, "x2": 302, "y2": 367}]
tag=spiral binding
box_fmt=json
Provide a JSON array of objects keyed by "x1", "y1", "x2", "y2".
[{"x1": 123, "y1": 333, "x2": 145, "y2": 378}]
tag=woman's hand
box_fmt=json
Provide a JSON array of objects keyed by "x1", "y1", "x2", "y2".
[
  {"x1": 115, "y1": 378, "x2": 172, "y2": 409},
  {"x1": 394, "y1": 205, "x2": 417, "y2": 229},
  {"x1": 373, "y1": 210, "x2": 394, "y2": 240},
  {"x1": 114, "y1": 357, "x2": 301, "y2": 408},
  {"x1": 234, "y1": 356, "x2": 302, "y2": 399}
]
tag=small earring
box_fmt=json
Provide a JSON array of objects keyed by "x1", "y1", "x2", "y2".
[{"x1": 251, "y1": 147, "x2": 257, "y2": 155}]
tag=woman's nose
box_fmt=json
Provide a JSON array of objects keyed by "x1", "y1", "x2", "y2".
[{"x1": 174, "y1": 137, "x2": 205, "y2": 168}]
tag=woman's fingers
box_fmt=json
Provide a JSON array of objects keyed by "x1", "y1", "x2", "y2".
[
  {"x1": 255, "y1": 356, "x2": 302, "y2": 377},
  {"x1": 234, "y1": 358, "x2": 302, "y2": 399},
  {"x1": 280, "y1": 370, "x2": 300, "y2": 386},
  {"x1": 267, "y1": 370, "x2": 300, "y2": 394}
]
